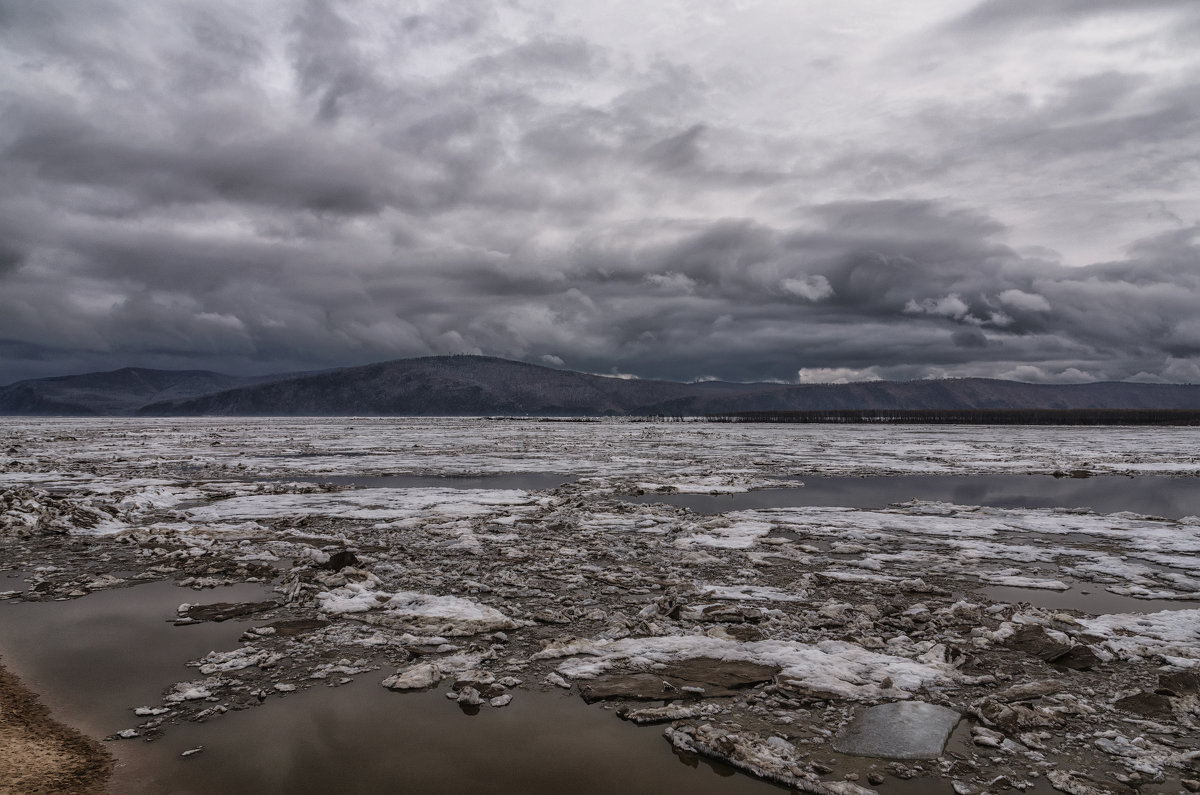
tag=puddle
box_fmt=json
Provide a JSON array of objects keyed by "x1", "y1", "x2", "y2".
[
  {"x1": 979, "y1": 584, "x2": 1200, "y2": 614},
  {"x1": 627, "y1": 474, "x2": 1200, "y2": 519},
  {"x1": 117, "y1": 684, "x2": 797, "y2": 795},
  {"x1": 267, "y1": 472, "x2": 577, "y2": 491},
  {"x1": 0, "y1": 579, "x2": 272, "y2": 742}
]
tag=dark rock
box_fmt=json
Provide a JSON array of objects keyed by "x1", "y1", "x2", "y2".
[
  {"x1": 720, "y1": 624, "x2": 764, "y2": 642},
  {"x1": 405, "y1": 644, "x2": 448, "y2": 656},
  {"x1": 1052, "y1": 645, "x2": 1101, "y2": 671},
  {"x1": 579, "y1": 673, "x2": 731, "y2": 702},
  {"x1": 322, "y1": 550, "x2": 358, "y2": 571},
  {"x1": 1056, "y1": 469, "x2": 1093, "y2": 478},
  {"x1": 1114, "y1": 691, "x2": 1173, "y2": 720},
  {"x1": 992, "y1": 680, "x2": 1066, "y2": 702},
  {"x1": 578, "y1": 658, "x2": 778, "y2": 703},
  {"x1": 579, "y1": 674, "x2": 742, "y2": 703},
  {"x1": 972, "y1": 699, "x2": 1063, "y2": 734},
  {"x1": 1158, "y1": 670, "x2": 1200, "y2": 696},
  {"x1": 262, "y1": 618, "x2": 329, "y2": 636},
  {"x1": 656, "y1": 658, "x2": 779, "y2": 689},
  {"x1": 178, "y1": 600, "x2": 278, "y2": 623},
  {"x1": 1047, "y1": 770, "x2": 1137, "y2": 795},
  {"x1": 700, "y1": 604, "x2": 764, "y2": 624},
  {"x1": 1003, "y1": 625, "x2": 1072, "y2": 662}
]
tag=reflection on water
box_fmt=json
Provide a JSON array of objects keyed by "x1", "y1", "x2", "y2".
[
  {"x1": 980, "y1": 584, "x2": 1200, "y2": 614},
  {"x1": 125, "y1": 683, "x2": 791, "y2": 795},
  {"x1": 0, "y1": 580, "x2": 270, "y2": 741},
  {"x1": 0, "y1": 581, "x2": 785, "y2": 795},
  {"x1": 627, "y1": 474, "x2": 1200, "y2": 519}
]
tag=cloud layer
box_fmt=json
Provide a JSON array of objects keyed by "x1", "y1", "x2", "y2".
[{"x1": 2, "y1": 0, "x2": 1199, "y2": 384}]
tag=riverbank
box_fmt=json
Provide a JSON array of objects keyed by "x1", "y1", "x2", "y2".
[{"x1": 0, "y1": 656, "x2": 112, "y2": 795}]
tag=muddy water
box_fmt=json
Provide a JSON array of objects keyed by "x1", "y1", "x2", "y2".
[
  {"x1": 0, "y1": 580, "x2": 772, "y2": 794},
  {"x1": 0, "y1": 577, "x2": 1012, "y2": 795},
  {"x1": 0, "y1": 578, "x2": 271, "y2": 743},
  {"x1": 122, "y1": 682, "x2": 792, "y2": 794},
  {"x1": 979, "y1": 584, "x2": 1200, "y2": 614},
  {"x1": 628, "y1": 474, "x2": 1200, "y2": 519}
]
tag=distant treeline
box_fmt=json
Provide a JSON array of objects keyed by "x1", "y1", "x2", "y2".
[{"x1": 703, "y1": 409, "x2": 1200, "y2": 425}]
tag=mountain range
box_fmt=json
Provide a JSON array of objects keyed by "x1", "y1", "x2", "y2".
[{"x1": 2, "y1": 355, "x2": 1199, "y2": 416}]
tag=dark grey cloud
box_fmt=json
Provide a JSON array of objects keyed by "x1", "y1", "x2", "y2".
[
  {"x1": 949, "y1": 0, "x2": 1195, "y2": 34},
  {"x1": 1, "y1": 1, "x2": 1199, "y2": 386}
]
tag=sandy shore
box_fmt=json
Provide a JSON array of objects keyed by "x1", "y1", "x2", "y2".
[{"x1": 0, "y1": 655, "x2": 113, "y2": 795}]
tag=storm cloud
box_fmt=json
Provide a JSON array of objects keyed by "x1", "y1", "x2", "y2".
[{"x1": 1, "y1": 1, "x2": 1198, "y2": 384}]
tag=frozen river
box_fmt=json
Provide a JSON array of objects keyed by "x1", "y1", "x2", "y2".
[{"x1": 2, "y1": 419, "x2": 1199, "y2": 794}]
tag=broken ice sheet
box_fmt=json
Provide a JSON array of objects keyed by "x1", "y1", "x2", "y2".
[
  {"x1": 553, "y1": 635, "x2": 958, "y2": 701},
  {"x1": 184, "y1": 487, "x2": 539, "y2": 523},
  {"x1": 1078, "y1": 608, "x2": 1200, "y2": 661},
  {"x1": 832, "y1": 701, "x2": 961, "y2": 760},
  {"x1": 6, "y1": 418, "x2": 1200, "y2": 794},
  {"x1": 317, "y1": 583, "x2": 519, "y2": 636}
]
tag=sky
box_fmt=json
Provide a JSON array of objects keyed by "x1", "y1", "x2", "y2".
[{"x1": 2, "y1": 0, "x2": 1199, "y2": 386}]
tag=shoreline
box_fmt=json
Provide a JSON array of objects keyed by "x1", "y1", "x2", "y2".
[{"x1": 0, "y1": 654, "x2": 113, "y2": 795}]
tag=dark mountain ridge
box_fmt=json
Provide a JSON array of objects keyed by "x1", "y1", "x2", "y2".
[
  {"x1": 3, "y1": 355, "x2": 1199, "y2": 416},
  {"x1": 0, "y1": 367, "x2": 287, "y2": 416}
]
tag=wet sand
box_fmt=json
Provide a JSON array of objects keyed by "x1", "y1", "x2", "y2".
[{"x1": 0, "y1": 656, "x2": 112, "y2": 795}]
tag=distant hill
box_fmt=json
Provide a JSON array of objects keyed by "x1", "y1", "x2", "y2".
[
  {"x1": 3, "y1": 356, "x2": 1199, "y2": 416},
  {"x1": 141, "y1": 356, "x2": 714, "y2": 417},
  {"x1": 0, "y1": 367, "x2": 285, "y2": 416}
]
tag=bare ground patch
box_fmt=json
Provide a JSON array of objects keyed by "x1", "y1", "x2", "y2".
[{"x1": 0, "y1": 656, "x2": 113, "y2": 795}]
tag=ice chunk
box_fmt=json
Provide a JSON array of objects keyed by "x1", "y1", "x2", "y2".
[
  {"x1": 833, "y1": 701, "x2": 961, "y2": 760},
  {"x1": 382, "y1": 662, "x2": 443, "y2": 691},
  {"x1": 317, "y1": 584, "x2": 517, "y2": 636}
]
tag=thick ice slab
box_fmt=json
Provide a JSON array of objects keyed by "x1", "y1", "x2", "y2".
[{"x1": 832, "y1": 701, "x2": 960, "y2": 760}]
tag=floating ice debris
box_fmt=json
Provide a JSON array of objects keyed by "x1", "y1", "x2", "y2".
[
  {"x1": 382, "y1": 662, "x2": 443, "y2": 691},
  {"x1": 7, "y1": 419, "x2": 1200, "y2": 794},
  {"x1": 165, "y1": 681, "x2": 214, "y2": 702},
  {"x1": 1078, "y1": 608, "x2": 1200, "y2": 660},
  {"x1": 1046, "y1": 770, "x2": 1117, "y2": 795},
  {"x1": 556, "y1": 636, "x2": 956, "y2": 701},
  {"x1": 455, "y1": 686, "x2": 482, "y2": 706},
  {"x1": 617, "y1": 702, "x2": 722, "y2": 725},
  {"x1": 674, "y1": 520, "x2": 774, "y2": 549},
  {"x1": 185, "y1": 487, "x2": 536, "y2": 523},
  {"x1": 832, "y1": 701, "x2": 961, "y2": 760},
  {"x1": 318, "y1": 584, "x2": 518, "y2": 636},
  {"x1": 133, "y1": 706, "x2": 170, "y2": 717},
  {"x1": 984, "y1": 575, "x2": 1070, "y2": 591},
  {"x1": 697, "y1": 584, "x2": 806, "y2": 602},
  {"x1": 192, "y1": 646, "x2": 282, "y2": 675},
  {"x1": 665, "y1": 724, "x2": 844, "y2": 792},
  {"x1": 180, "y1": 746, "x2": 204, "y2": 758}
]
